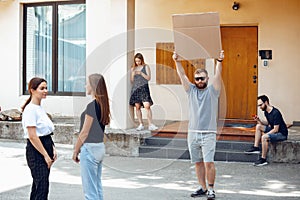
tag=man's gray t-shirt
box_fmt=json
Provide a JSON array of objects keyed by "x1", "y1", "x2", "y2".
[{"x1": 187, "y1": 84, "x2": 220, "y2": 132}]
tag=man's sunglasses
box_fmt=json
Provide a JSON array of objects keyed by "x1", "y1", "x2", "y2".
[{"x1": 194, "y1": 77, "x2": 206, "y2": 81}]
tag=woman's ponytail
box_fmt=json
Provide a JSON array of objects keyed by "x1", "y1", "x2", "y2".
[
  {"x1": 21, "y1": 77, "x2": 47, "y2": 112},
  {"x1": 21, "y1": 96, "x2": 32, "y2": 112}
]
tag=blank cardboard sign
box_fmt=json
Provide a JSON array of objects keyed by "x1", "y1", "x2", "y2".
[{"x1": 172, "y1": 12, "x2": 222, "y2": 60}]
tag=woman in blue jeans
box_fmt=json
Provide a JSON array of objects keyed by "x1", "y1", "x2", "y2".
[{"x1": 73, "y1": 74, "x2": 111, "y2": 200}]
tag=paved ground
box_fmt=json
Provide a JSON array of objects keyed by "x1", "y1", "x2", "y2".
[{"x1": 0, "y1": 139, "x2": 299, "y2": 200}]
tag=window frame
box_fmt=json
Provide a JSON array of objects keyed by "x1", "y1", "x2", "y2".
[
  {"x1": 22, "y1": 0, "x2": 86, "y2": 96},
  {"x1": 156, "y1": 42, "x2": 206, "y2": 85}
]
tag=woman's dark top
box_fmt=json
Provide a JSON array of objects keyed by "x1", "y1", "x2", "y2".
[{"x1": 80, "y1": 99, "x2": 105, "y2": 143}]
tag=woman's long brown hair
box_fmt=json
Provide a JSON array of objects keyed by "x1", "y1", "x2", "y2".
[
  {"x1": 89, "y1": 74, "x2": 111, "y2": 125},
  {"x1": 132, "y1": 53, "x2": 146, "y2": 68},
  {"x1": 21, "y1": 77, "x2": 47, "y2": 112}
]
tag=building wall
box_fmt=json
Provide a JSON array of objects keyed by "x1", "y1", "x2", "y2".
[
  {"x1": 0, "y1": 0, "x2": 85, "y2": 117},
  {"x1": 0, "y1": 0, "x2": 19, "y2": 109},
  {"x1": 0, "y1": 0, "x2": 299, "y2": 125},
  {"x1": 0, "y1": 0, "x2": 135, "y2": 130},
  {"x1": 135, "y1": 0, "x2": 300, "y2": 124}
]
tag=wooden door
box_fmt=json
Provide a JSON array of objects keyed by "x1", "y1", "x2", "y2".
[{"x1": 220, "y1": 26, "x2": 258, "y2": 120}]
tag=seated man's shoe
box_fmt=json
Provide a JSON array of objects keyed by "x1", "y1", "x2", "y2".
[
  {"x1": 253, "y1": 157, "x2": 268, "y2": 167},
  {"x1": 244, "y1": 146, "x2": 260, "y2": 154}
]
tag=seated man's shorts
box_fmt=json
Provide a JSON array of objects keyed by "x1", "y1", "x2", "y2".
[
  {"x1": 264, "y1": 126, "x2": 288, "y2": 143},
  {"x1": 188, "y1": 132, "x2": 216, "y2": 163}
]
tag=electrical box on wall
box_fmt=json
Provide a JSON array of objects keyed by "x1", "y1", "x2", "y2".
[{"x1": 259, "y1": 50, "x2": 272, "y2": 67}]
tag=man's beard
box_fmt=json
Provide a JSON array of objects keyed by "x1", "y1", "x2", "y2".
[{"x1": 195, "y1": 82, "x2": 208, "y2": 89}]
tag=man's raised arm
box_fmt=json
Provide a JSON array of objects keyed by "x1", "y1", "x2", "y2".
[
  {"x1": 213, "y1": 50, "x2": 224, "y2": 91},
  {"x1": 172, "y1": 52, "x2": 191, "y2": 91}
]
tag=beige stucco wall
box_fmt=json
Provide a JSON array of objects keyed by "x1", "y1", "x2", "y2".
[
  {"x1": 0, "y1": 0, "x2": 86, "y2": 118},
  {"x1": 0, "y1": 0, "x2": 136, "y2": 129},
  {"x1": 0, "y1": 0, "x2": 27, "y2": 110},
  {"x1": 135, "y1": 0, "x2": 300, "y2": 124},
  {"x1": 0, "y1": 0, "x2": 299, "y2": 125}
]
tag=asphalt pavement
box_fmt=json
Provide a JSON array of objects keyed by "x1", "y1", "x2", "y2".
[{"x1": 0, "y1": 139, "x2": 299, "y2": 200}]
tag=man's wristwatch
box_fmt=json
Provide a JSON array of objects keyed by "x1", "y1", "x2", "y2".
[{"x1": 217, "y1": 59, "x2": 223, "y2": 62}]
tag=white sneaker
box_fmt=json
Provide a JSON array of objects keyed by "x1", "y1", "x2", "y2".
[
  {"x1": 136, "y1": 124, "x2": 144, "y2": 131},
  {"x1": 207, "y1": 189, "x2": 216, "y2": 200},
  {"x1": 148, "y1": 124, "x2": 158, "y2": 131}
]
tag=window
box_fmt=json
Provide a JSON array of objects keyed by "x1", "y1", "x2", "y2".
[
  {"x1": 23, "y1": 1, "x2": 86, "y2": 95},
  {"x1": 156, "y1": 43, "x2": 206, "y2": 84}
]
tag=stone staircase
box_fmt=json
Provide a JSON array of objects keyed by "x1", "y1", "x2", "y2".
[
  {"x1": 139, "y1": 136, "x2": 260, "y2": 162},
  {"x1": 1, "y1": 118, "x2": 298, "y2": 163},
  {"x1": 138, "y1": 120, "x2": 260, "y2": 162}
]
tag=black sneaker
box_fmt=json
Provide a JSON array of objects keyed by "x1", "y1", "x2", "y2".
[
  {"x1": 191, "y1": 187, "x2": 207, "y2": 197},
  {"x1": 245, "y1": 146, "x2": 260, "y2": 154},
  {"x1": 254, "y1": 158, "x2": 268, "y2": 166},
  {"x1": 207, "y1": 189, "x2": 215, "y2": 200}
]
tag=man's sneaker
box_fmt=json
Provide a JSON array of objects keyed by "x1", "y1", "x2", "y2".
[
  {"x1": 190, "y1": 187, "x2": 207, "y2": 197},
  {"x1": 148, "y1": 124, "x2": 158, "y2": 131},
  {"x1": 244, "y1": 146, "x2": 260, "y2": 154},
  {"x1": 207, "y1": 189, "x2": 216, "y2": 200},
  {"x1": 254, "y1": 158, "x2": 268, "y2": 167},
  {"x1": 136, "y1": 124, "x2": 144, "y2": 131}
]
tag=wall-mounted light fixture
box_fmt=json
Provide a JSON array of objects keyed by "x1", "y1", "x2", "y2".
[{"x1": 232, "y1": 2, "x2": 240, "y2": 10}]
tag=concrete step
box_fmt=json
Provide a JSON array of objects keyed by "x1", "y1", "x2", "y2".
[
  {"x1": 139, "y1": 146, "x2": 190, "y2": 160},
  {"x1": 139, "y1": 137, "x2": 259, "y2": 162},
  {"x1": 143, "y1": 137, "x2": 188, "y2": 148},
  {"x1": 139, "y1": 145, "x2": 260, "y2": 162},
  {"x1": 215, "y1": 149, "x2": 260, "y2": 162},
  {"x1": 216, "y1": 140, "x2": 254, "y2": 151},
  {"x1": 143, "y1": 137, "x2": 254, "y2": 151}
]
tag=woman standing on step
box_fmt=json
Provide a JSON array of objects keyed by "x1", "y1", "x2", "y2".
[
  {"x1": 129, "y1": 53, "x2": 158, "y2": 131},
  {"x1": 22, "y1": 77, "x2": 57, "y2": 200},
  {"x1": 73, "y1": 73, "x2": 110, "y2": 200}
]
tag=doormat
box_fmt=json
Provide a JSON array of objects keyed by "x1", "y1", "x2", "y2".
[{"x1": 224, "y1": 123, "x2": 256, "y2": 128}]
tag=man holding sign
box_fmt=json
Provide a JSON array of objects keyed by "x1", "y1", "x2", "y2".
[
  {"x1": 173, "y1": 51, "x2": 223, "y2": 199},
  {"x1": 172, "y1": 12, "x2": 223, "y2": 200}
]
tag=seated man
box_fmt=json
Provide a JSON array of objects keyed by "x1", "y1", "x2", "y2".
[{"x1": 245, "y1": 95, "x2": 288, "y2": 166}]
